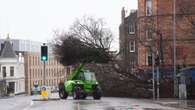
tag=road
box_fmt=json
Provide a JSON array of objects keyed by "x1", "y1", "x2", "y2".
[{"x1": 0, "y1": 93, "x2": 194, "y2": 110}]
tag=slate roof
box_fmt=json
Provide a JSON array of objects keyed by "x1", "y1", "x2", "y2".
[{"x1": 0, "y1": 37, "x2": 17, "y2": 58}]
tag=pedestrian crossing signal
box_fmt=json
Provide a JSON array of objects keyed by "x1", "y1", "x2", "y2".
[{"x1": 41, "y1": 45, "x2": 48, "y2": 61}]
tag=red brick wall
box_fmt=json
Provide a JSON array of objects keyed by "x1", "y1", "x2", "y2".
[{"x1": 138, "y1": 0, "x2": 195, "y2": 67}]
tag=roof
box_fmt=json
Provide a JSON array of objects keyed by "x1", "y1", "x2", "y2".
[
  {"x1": 124, "y1": 11, "x2": 137, "y2": 22},
  {"x1": 0, "y1": 37, "x2": 17, "y2": 58}
]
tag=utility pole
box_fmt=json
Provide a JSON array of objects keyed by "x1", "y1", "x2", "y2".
[
  {"x1": 157, "y1": 65, "x2": 160, "y2": 100},
  {"x1": 154, "y1": 52, "x2": 160, "y2": 100},
  {"x1": 156, "y1": 55, "x2": 160, "y2": 100},
  {"x1": 173, "y1": 0, "x2": 177, "y2": 97}
]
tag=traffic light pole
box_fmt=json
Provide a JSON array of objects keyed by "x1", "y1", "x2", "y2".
[
  {"x1": 41, "y1": 43, "x2": 48, "y2": 86},
  {"x1": 43, "y1": 61, "x2": 46, "y2": 85}
]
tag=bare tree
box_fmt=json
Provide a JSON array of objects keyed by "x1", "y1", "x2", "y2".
[
  {"x1": 70, "y1": 16, "x2": 113, "y2": 50},
  {"x1": 52, "y1": 16, "x2": 113, "y2": 66}
]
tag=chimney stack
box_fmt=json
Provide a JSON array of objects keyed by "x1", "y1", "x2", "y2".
[{"x1": 121, "y1": 7, "x2": 125, "y2": 23}]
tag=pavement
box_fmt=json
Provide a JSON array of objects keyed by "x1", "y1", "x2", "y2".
[
  {"x1": 154, "y1": 98, "x2": 195, "y2": 110},
  {"x1": 0, "y1": 93, "x2": 195, "y2": 110}
]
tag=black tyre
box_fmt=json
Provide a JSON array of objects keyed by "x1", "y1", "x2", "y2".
[
  {"x1": 58, "y1": 83, "x2": 68, "y2": 99},
  {"x1": 93, "y1": 87, "x2": 102, "y2": 100},
  {"x1": 59, "y1": 89, "x2": 68, "y2": 99},
  {"x1": 72, "y1": 86, "x2": 81, "y2": 100}
]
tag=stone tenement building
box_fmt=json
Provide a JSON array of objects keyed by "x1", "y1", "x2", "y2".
[
  {"x1": 0, "y1": 37, "x2": 25, "y2": 95},
  {"x1": 24, "y1": 52, "x2": 71, "y2": 94},
  {"x1": 137, "y1": 0, "x2": 195, "y2": 69},
  {"x1": 119, "y1": 7, "x2": 138, "y2": 72}
]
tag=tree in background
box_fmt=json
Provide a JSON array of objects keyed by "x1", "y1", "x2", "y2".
[{"x1": 52, "y1": 16, "x2": 113, "y2": 66}]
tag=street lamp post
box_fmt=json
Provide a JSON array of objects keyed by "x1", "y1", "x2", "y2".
[
  {"x1": 173, "y1": 0, "x2": 177, "y2": 97},
  {"x1": 156, "y1": 53, "x2": 160, "y2": 100}
]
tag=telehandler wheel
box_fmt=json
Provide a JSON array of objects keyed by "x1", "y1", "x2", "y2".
[
  {"x1": 59, "y1": 89, "x2": 68, "y2": 99},
  {"x1": 73, "y1": 86, "x2": 81, "y2": 100},
  {"x1": 93, "y1": 87, "x2": 102, "y2": 100},
  {"x1": 58, "y1": 83, "x2": 68, "y2": 99}
]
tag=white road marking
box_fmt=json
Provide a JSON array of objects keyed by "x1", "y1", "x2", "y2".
[{"x1": 30, "y1": 101, "x2": 34, "y2": 106}]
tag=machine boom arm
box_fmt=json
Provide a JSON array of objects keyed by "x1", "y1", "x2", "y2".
[{"x1": 67, "y1": 63, "x2": 84, "y2": 80}]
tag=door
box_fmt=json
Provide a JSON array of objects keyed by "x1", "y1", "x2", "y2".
[{"x1": 8, "y1": 82, "x2": 15, "y2": 94}]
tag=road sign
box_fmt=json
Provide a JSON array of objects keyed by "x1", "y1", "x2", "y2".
[
  {"x1": 41, "y1": 85, "x2": 48, "y2": 99},
  {"x1": 34, "y1": 85, "x2": 39, "y2": 91}
]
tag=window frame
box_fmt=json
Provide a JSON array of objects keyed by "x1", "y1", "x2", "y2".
[
  {"x1": 145, "y1": 0, "x2": 152, "y2": 16},
  {"x1": 129, "y1": 23, "x2": 135, "y2": 34},
  {"x1": 129, "y1": 41, "x2": 135, "y2": 52},
  {"x1": 10, "y1": 66, "x2": 14, "y2": 77},
  {"x1": 146, "y1": 49, "x2": 152, "y2": 66},
  {"x1": 2, "y1": 66, "x2": 6, "y2": 77},
  {"x1": 145, "y1": 29, "x2": 153, "y2": 40}
]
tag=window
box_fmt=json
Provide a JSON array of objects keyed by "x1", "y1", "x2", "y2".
[
  {"x1": 84, "y1": 72, "x2": 96, "y2": 81},
  {"x1": 146, "y1": 29, "x2": 152, "y2": 40},
  {"x1": 146, "y1": 49, "x2": 152, "y2": 66},
  {"x1": 146, "y1": 0, "x2": 152, "y2": 16},
  {"x1": 2, "y1": 66, "x2": 6, "y2": 77},
  {"x1": 36, "y1": 56, "x2": 38, "y2": 65},
  {"x1": 76, "y1": 72, "x2": 85, "y2": 80},
  {"x1": 32, "y1": 56, "x2": 35, "y2": 65},
  {"x1": 10, "y1": 66, "x2": 14, "y2": 76},
  {"x1": 129, "y1": 23, "x2": 135, "y2": 34},
  {"x1": 129, "y1": 41, "x2": 135, "y2": 52}
]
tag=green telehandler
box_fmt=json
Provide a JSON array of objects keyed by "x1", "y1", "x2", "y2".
[{"x1": 58, "y1": 64, "x2": 102, "y2": 100}]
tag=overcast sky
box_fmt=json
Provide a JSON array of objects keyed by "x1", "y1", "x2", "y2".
[{"x1": 0, "y1": 0, "x2": 137, "y2": 50}]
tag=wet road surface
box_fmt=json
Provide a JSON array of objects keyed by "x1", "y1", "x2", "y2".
[
  {"x1": 31, "y1": 97, "x2": 177, "y2": 110},
  {"x1": 0, "y1": 93, "x2": 195, "y2": 110}
]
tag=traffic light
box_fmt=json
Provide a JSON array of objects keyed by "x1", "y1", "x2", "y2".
[{"x1": 41, "y1": 45, "x2": 48, "y2": 61}]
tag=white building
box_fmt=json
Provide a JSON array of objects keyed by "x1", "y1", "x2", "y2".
[
  {"x1": 0, "y1": 37, "x2": 25, "y2": 94},
  {"x1": 0, "y1": 38, "x2": 42, "y2": 53},
  {"x1": 0, "y1": 38, "x2": 54, "y2": 55}
]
